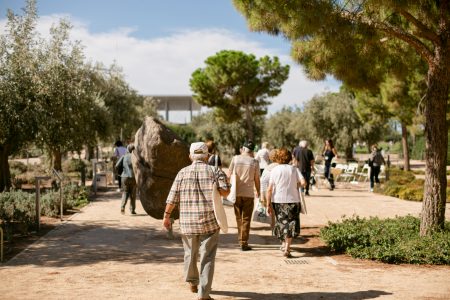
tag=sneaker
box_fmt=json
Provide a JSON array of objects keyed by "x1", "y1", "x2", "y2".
[
  {"x1": 241, "y1": 244, "x2": 252, "y2": 251},
  {"x1": 370, "y1": 188, "x2": 374, "y2": 192},
  {"x1": 189, "y1": 283, "x2": 198, "y2": 293}
]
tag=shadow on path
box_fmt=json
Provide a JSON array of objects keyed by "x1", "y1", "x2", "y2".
[{"x1": 212, "y1": 289, "x2": 392, "y2": 300}]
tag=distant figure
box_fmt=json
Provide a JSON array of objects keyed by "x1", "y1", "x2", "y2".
[
  {"x1": 206, "y1": 140, "x2": 222, "y2": 167},
  {"x1": 293, "y1": 140, "x2": 315, "y2": 196},
  {"x1": 228, "y1": 140, "x2": 260, "y2": 251},
  {"x1": 255, "y1": 142, "x2": 270, "y2": 175},
  {"x1": 368, "y1": 144, "x2": 386, "y2": 192},
  {"x1": 163, "y1": 142, "x2": 230, "y2": 300},
  {"x1": 113, "y1": 140, "x2": 127, "y2": 191},
  {"x1": 116, "y1": 144, "x2": 136, "y2": 215},
  {"x1": 267, "y1": 148, "x2": 306, "y2": 258},
  {"x1": 322, "y1": 139, "x2": 338, "y2": 190}
]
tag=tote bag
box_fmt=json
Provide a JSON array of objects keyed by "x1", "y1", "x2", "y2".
[
  {"x1": 227, "y1": 157, "x2": 237, "y2": 204},
  {"x1": 211, "y1": 163, "x2": 228, "y2": 233},
  {"x1": 299, "y1": 189, "x2": 308, "y2": 214}
]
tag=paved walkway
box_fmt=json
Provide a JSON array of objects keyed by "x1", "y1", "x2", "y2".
[{"x1": 1, "y1": 183, "x2": 450, "y2": 300}]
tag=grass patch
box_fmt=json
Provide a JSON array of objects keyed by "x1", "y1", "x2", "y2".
[{"x1": 320, "y1": 216, "x2": 450, "y2": 265}]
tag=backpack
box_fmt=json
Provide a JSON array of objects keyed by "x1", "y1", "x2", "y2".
[{"x1": 116, "y1": 157, "x2": 124, "y2": 175}]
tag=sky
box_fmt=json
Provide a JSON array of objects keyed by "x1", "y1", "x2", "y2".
[{"x1": 0, "y1": 0, "x2": 340, "y2": 123}]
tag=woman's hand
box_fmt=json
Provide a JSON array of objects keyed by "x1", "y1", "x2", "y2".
[{"x1": 267, "y1": 204, "x2": 273, "y2": 216}]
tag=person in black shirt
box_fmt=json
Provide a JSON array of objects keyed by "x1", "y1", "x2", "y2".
[
  {"x1": 322, "y1": 139, "x2": 338, "y2": 190},
  {"x1": 293, "y1": 140, "x2": 315, "y2": 196}
]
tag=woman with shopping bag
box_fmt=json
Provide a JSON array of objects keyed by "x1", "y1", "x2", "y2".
[{"x1": 266, "y1": 148, "x2": 306, "y2": 258}]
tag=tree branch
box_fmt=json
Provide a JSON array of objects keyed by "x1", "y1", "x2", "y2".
[
  {"x1": 375, "y1": 21, "x2": 434, "y2": 66},
  {"x1": 340, "y1": 10, "x2": 435, "y2": 66},
  {"x1": 397, "y1": 9, "x2": 440, "y2": 45}
]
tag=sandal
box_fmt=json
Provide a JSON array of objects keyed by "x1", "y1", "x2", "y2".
[{"x1": 283, "y1": 250, "x2": 292, "y2": 258}]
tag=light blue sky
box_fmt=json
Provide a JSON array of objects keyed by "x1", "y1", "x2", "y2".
[{"x1": 1, "y1": 0, "x2": 340, "y2": 122}]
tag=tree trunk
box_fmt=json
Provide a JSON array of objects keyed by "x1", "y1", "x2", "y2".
[
  {"x1": 401, "y1": 122, "x2": 411, "y2": 171},
  {"x1": 345, "y1": 145, "x2": 353, "y2": 160},
  {"x1": 420, "y1": 49, "x2": 449, "y2": 236},
  {"x1": 0, "y1": 145, "x2": 12, "y2": 192},
  {"x1": 52, "y1": 148, "x2": 62, "y2": 171},
  {"x1": 244, "y1": 104, "x2": 254, "y2": 141}
]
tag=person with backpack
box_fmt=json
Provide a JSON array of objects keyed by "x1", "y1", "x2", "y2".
[
  {"x1": 368, "y1": 144, "x2": 386, "y2": 192},
  {"x1": 115, "y1": 144, "x2": 136, "y2": 215}
]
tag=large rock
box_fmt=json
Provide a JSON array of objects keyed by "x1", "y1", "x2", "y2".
[{"x1": 132, "y1": 117, "x2": 191, "y2": 219}]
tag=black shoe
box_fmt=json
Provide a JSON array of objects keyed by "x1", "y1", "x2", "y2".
[
  {"x1": 120, "y1": 208, "x2": 125, "y2": 214},
  {"x1": 241, "y1": 244, "x2": 252, "y2": 251},
  {"x1": 305, "y1": 191, "x2": 310, "y2": 196},
  {"x1": 131, "y1": 211, "x2": 137, "y2": 215}
]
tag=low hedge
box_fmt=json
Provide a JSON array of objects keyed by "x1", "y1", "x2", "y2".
[
  {"x1": 0, "y1": 184, "x2": 90, "y2": 239},
  {"x1": 381, "y1": 168, "x2": 450, "y2": 202},
  {"x1": 320, "y1": 215, "x2": 450, "y2": 265}
]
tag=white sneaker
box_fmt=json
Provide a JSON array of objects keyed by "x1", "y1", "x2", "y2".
[{"x1": 370, "y1": 188, "x2": 373, "y2": 192}]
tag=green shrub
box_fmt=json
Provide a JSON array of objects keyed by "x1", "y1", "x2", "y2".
[
  {"x1": 63, "y1": 159, "x2": 88, "y2": 173},
  {"x1": 0, "y1": 191, "x2": 36, "y2": 239},
  {"x1": 9, "y1": 161, "x2": 28, "y2": 174},
  {"x1": 0, "y1": 185, "x2": 90, "y2": 237},
  {"x1": 320, "y1": 216, "x2": 450, "y2": 265}
]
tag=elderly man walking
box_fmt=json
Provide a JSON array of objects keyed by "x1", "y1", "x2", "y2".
[
  {"x1": 163, "y1": 142, "x2": 229, "y2": 300},
  {"x1": 228, "y1": 140, "x2": 260, "y2": 251},
  {"x1": 293, "y1": 140, "x2": 315, "y2": 196}
]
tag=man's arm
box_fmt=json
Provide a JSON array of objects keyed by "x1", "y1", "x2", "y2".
[
  {"x1": 254, "y1": 161, "x2": 261, "y2": 198},
  {"x1": 163, "y1": 203, "x2": 176, "y2": 229}
]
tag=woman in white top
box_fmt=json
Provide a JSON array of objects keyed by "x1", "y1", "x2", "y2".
[
  {"x1": 259, "y1": 149, "x2": 279, "y2": 229},
  {"x1": 267, "y1": 148, "x2": 305, "y2": 258}
]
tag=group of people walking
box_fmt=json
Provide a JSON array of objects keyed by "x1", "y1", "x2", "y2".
[
  {"x1": 162, "y1": 140, "x2": 314, "y2": 300},
  {"x1": 113, "y1": 137, "x2": 385, "y2": 300}
]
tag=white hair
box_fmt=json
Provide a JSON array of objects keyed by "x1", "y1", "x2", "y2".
[
  {"x1": 190, "y1": 153, "x2": 208, "y2": 161},
  {"x1": 299, "y1": 140, "x2": 308, "y2": 148}
]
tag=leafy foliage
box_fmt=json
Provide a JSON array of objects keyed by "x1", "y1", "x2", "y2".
[
  {"x1": 320, "y1": 216, "x2": 450, "y2": 265},
  {"x1": 190, "y1": 50, "x2": 289, "y2": 140}
]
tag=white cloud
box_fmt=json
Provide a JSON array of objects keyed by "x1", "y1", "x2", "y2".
[{"x1": 2, "y1": 14, "x2": 340, "y2": 117}]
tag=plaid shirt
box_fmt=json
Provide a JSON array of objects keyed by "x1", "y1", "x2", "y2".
[{"x1": 167, "y1": 160, "x2": 229, "y2": 235}]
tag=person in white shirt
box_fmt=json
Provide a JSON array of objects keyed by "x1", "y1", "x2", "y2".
[
  {"x1": 267, "y1": 148, "x2": 305, "y2": 258},
  {"x1": 255, "y1": 142, "x2": 270, "y2": 175}
]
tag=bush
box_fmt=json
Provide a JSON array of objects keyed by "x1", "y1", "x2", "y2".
[
  {"x1": 320, "y1": 216, "x2": 450, "y2": 265},
  {"x1": 0, "y1": 191, "x2": 36, "y2": 239},
  {"x1": 62, "y1": 159, "x2": 88, "y2": 173},
  {"x1": 0, "y1": 185, "x2": 90, "y2": 237},
  {"x1": 379, "y1": 168, "x2": 450, "y2": 202}
]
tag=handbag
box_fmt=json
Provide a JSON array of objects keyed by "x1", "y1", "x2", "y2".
[
  {"x1": 211, "y1": 165, "x2": 228, "y2": 233},
  {"x1": 299, "y1": 189, "x2": 307, "y2": 214},
  {"x1": 252, "y1": 200, "x2": 272, "y2": 224}
]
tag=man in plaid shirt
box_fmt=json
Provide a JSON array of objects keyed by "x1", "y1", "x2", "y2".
[{"x1": 163, "y1": 142, "x2": 229, "y2": 300}]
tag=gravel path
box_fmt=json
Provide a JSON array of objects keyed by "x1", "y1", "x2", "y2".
[{"x1": 1, "y1": 183, "x2": 450, "y2": 300}]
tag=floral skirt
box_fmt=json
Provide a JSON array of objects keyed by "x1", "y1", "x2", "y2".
[{"x1": 272, "y1": 202, "x2": 300, "y2": 241}]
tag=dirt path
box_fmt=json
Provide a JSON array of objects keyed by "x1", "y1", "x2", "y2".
[{"x1": 1, "y1": 185, "x2": 450, "y2": 300}]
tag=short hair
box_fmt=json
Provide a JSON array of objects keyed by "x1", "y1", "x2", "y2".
[
  {"x1": 269, "y1": 149, "x2": 278, "y2": 162},
  {"x1": 262, "y1": 142, "x2": 269, "y2": 149},
  {"x1": 206, "y1": 140, "x2": 216, "y2": 154},
  {"x1": 299, "y1": 140, "x2": 308, "y2": 148},
  {"x1": 115, "y1": 140, "x2": 123, "y2": 147},
  {"x1": 272, "y1": 148, "x2": 291, "y2": 164},
  {"x1": 127, "y1": 144, "x2": 135, "y2": 152},
  {"x1": 190, "y1": 153, "x2": 208, "y2": 161}
]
